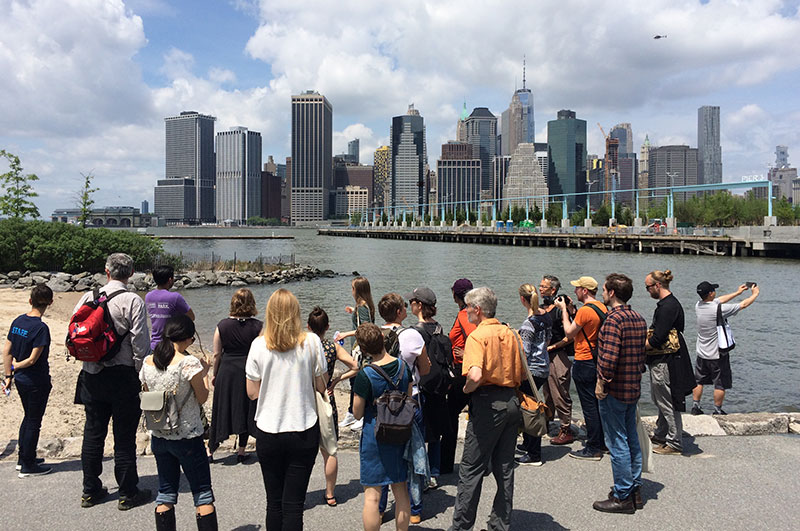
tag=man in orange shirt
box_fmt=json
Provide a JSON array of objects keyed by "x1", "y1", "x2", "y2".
[
  {"x1": 452, "y1": 287, "x2": 524, "y2": 531},
  {"x1": 440, "y1": 278, "x2": 476, "y2": 475},
  {"x1": 555, "y1": 276, "x2": 608, "y2": 461}
]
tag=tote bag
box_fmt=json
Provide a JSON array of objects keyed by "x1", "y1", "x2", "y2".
[
  {"x1": 316, "y1": 389, "x2": 338, "y2": 456},
  {"x1": 511, "y1": 329, "x2": 549, "y2": 437}
]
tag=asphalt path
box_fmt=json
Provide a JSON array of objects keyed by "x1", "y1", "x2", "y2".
[{"x1": 4, "y1": 434, "x2": 799, "y2": 530}]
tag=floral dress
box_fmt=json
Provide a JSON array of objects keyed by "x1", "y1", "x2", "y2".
[{"x1": 321, "y1": 338, "x2": 339, "y2": 438}]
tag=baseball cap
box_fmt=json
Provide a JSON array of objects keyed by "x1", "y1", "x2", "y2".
[
  {"x1": 404, "y1": 287, "x2": 437, "y2": 306},
  {"x1": 451, "y1": 278, "x2": 473, "y2": 298},
  {"x1": 696, "y1": 281, "x2": 719, "y2": 297},
  {"x1": 569, "y1": 276, "x2": 598, "y2": 291}
]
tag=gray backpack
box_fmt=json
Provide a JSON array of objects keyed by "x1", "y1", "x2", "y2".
[{"x1": 367, "y1": 363, "x2": 417, "y2": 445}]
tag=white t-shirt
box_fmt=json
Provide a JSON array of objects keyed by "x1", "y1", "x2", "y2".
[
  {"x1": 245, "y1": 332, "x2": 326, "y2": 433},
  {"x1": 382, "y1": 324, "x2": 425, "y2": 395},
  {"x1": 695, "y1": 299, "x2": 741, "y2": 360}
]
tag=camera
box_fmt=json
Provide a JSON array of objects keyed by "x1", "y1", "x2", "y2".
[
  {"x1": 556, "y1": 294, "x2": 571, "y2": 304},
  {"x1": 745, "y1": 282, "x2": 757, "y2": 289}
]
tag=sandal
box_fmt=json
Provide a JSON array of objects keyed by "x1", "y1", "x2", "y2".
[{"x1": 324, "y1": 495, "x2": 337, "y2": 507}]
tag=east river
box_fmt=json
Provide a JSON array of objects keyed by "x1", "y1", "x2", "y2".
[{"x1": 162, "y1": 228, "x2": 800, "y2": 415}]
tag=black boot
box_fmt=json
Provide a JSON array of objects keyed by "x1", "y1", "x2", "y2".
[
  {"x1": 155, "y1": 507, "x2": 176, "y2": 531},
  {"x1": 196, "y1": 510, "x2": 218, "y2": 531}
]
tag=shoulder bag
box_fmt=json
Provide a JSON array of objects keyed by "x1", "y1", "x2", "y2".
[
  {"x1": 716, "y1": 303, "x2": 736, "y2": 353},
  {"x1": 645, "y1": 328, "x2": 681, "y2": 355},
  {"x1": 316, "y1": 389, "x2": 338, "y2": 456},
  {"x1": 511, "y1": 328, "x2": 549, "y2": 437}
]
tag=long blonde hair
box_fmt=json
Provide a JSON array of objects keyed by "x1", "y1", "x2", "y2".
[
  {"x1": 518, "y1": 283, "x2": 539, "y2": 313},
  {"x1": 263, "y1": 288, "x2": 306, "y2": 351},
  {"x1": 352, "y1": 276, "x2": 376, "y2": 322}
]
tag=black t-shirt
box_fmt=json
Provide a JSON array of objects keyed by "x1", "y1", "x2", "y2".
[{"x1": 7, "y1": 314, "x2": 51, "y2": 386}]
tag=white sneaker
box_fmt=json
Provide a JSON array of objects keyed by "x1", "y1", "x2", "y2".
[
  {"x1": 350, "y1": 418, "x2": 364, "y2": 431},
  {"x1": 339, "y1": 412, "x2": 356, "y2": 427}
]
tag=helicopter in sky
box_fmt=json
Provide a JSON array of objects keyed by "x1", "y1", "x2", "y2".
[{"x1": 654, "y1": 35, "x2": 667, "y2": 39}]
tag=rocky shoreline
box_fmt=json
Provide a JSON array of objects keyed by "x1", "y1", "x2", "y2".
[{"x1": 0, "y1": 265, "x2": 345, "y2": 292}]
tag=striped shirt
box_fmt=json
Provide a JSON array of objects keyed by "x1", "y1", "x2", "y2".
[{"x1": 596, "y1": 305, "x2": 647, "y2": 403}]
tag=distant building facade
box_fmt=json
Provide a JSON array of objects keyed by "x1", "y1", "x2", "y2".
[
  {"x1": 648, "y1": 145, "x2": 698, "y2": 202},
  {"x1": 466, "y1": 107, "x2": 497, "y2": 192},
  {"x1": 547, "y1": 110, "x2": 587, "y2": 210},
  {"x1": 334, "y1": 185, "x2": 369, "y2": 218},
  {"x1": 391, "y1": 105, "x2": 427, "y2": 214},
  {"x1": 437, "y1": 141, "x2": 481, "y2": 212},
  {"x1": 698, "y1": 105, "x2": 722, "y2": 184},
  {"x1": 373, "y1": 145, "x2": 390, "y2": 208},
  {"x1": 501, "y1": 63, "x2": 535, "y2": 157},
  {"x1": 51, "y1": 206, "x2": 153, "y2": 227},
  {"x1": 291, "y1": 91, "x2": 333, "y2": 223},
  {"x1": 502, "y1": 143, "x2": 548, "y2": 212},
  {"x1": 215, "y1": 127, "x2": 262, "y2": 224},
  {"x1": 156, "y1": 111, "x2": 216, "y2": 224},
  {"x1": 347, "y1": 139, "x2": 360, "y2": 164},
  {"x1": 638, "y1": 135, "x2": 651, "y2": 210},
  {"x1": 261, "y1": 163, "x2": 282, "y2": 220},
  {"x1": 492, "y1": 155, "x2": 512, "y2": 211}
]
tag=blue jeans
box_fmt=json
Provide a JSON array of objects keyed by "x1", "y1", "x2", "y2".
[
  {"x1": 380, "y1": 394, "x2": 425, "y2": 516},
  {"x1": 598, "y1": 394, "x2": 642, "y2": 500},
  {"x1": 15, "y1": 378, "x2": 51, "y2": 468},
  {"x1": 572, "y1": 359, "x2": 605, "y2": 453},
  {"x1": 151, "y1": 436, "x2": 214, "y2": 506}
]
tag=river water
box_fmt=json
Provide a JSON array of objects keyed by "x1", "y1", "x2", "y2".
[{"x1": 162, "y1": 228, "x2": 800, "y2": 415}]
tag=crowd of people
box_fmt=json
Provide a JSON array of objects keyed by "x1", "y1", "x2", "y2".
[{"x1": 1, "y1": 252, "x2": 761, "y2": 530}]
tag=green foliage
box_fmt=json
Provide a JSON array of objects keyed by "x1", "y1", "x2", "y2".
[
  {"x1": 773, "y1": 197, "x2": 795, "y2": 226},
  {"x1": 0, "y1": 150, "x2": 40, "y2": 219},
  {"x1": 0, "y1": 219, "x2": 166, "y2": 273},
  {"x1": 76, "y1": 171, "x2": 99, "y2": 228},
  {"x1": 350, "y1": 212, "x2": 364, "y2": 225},
  {"x1": 592, "y1": 203, "x2": 611, "y2": 226},
  {"x1": 247, "y1": 216, "x2": 284, "y2": 226},
  {"x1": 510, "y1": 205, "x2": 526, "y2": 224},
  {"x1": 545, "y1": 204, "x2": 561, "y2": 225},
  {"x1": 532, "y1": 205, "x2": 542, "y2": 221},
  {"x1": 618, "y1": 206, "x2": 634, "y2": 226},
  {"x1": 647, "y1": 198, "x2": 668, "y2": 220},
  {"x1": 571, "y1": 208, "x2": 587, "y2": 226}
]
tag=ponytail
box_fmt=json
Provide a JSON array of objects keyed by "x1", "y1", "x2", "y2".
[
  {"x1": 152, "y1": 314, "x2": 196, "y2": 371},
  {"x1": 153, "y1": 338, "x2": 176, "y2": 371}
]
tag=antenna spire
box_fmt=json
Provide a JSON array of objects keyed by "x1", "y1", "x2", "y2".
[{"x1": 522, "y1": 55, "x2": 527, "y2": 90}]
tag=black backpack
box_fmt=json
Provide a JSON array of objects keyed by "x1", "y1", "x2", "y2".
[
  {"x1": 367, "y1": 363, "x2": 417, "y2": 445},
  {"x1": 382, "y1": 326, "x2": 405, "y2": 358},
  {"x1": 414, "y1": 322, "x2": 454, "y2": 396}
]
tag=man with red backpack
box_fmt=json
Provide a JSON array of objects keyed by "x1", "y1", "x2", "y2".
[{"x1": 72, "y1": 253, "x2": 152, "y2": 510}]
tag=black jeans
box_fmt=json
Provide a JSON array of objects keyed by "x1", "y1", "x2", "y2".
[
  {"x1": 520, "y1": 376, "x2": 548, "y2": 461},
  {"x1": 440, "y1": 372, "x2": 470, "y2": 474},
  {"x1": 16, "y1": 378, "x2": 52, "y2": 467},
  {"x1": 255, "y1": 423, "x2": 319, "y2": 531},
  {"x1": 77, "y1": 366, "x2": 142, "y2": 497},
  {"x1": 572, "y1": 359, "x2": 605, "y2": 453}
]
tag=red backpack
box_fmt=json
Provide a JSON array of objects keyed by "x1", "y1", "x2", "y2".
[{"x1": 66, "y1": 288, "x2": 129, "y2": 363}]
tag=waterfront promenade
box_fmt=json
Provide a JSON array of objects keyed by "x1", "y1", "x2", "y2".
[{"x1": 3, "y1": 434, "x2": 798, "y2": 530}]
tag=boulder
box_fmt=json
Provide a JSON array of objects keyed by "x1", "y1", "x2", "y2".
[
  {"x1": 715, "y1": 412, "x2": 790, "y2": 436},
  {"x1": 54, "y1": 272, "x2": 73, "y2": 282},
  {"x1": 245, "y1": 276, "x2": 261, "y2": 284},
  {"x1": 230, "y1": 280, "x2": 248, "y2": 287},
  {"x1": 74, "y1": 278, "x2": 94, "y2": 292},
  {"x1": 16, "y1": 277, "x2": 34, "y2": 287},
  {"x1": 30, "y1": 271, "x2": 52, "y2": 280},
  {"x1": 184, "y1": 280, "x2": 205, "y2": 289},
  {"x1": 31, "y1": 275, "x2": 49, "y2": 285},
  {"x1": 172, "y1": 279, "x2": 185, "y2": 290},
  {"x1": 72, "y1": 271, "x2": 90, "y2": 280},
  {"x1": 38, "y1": 438, "x2": 64, "y2": 458},
  {"x1": 59, "y1": 436, "x2": 84, "y2": 458},
  {"x1": 46, "y1": 278, "x2": 73, "y2": 293},
  {"x1": 7, "y1": 270, "x2": 21, "y2": 280},
  {"x1": 202, "y1": 271, "x2": 217, "y2": 283}
]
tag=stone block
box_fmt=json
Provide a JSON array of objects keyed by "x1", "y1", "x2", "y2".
[
  {"x1": 30, "y1": 271, "x2": 52, "y2": 280},
  {"x1": 72, "y1": 271, "x2": 90, "y2": 280},
  {"x1": 7, "y1": 271, "x2": 21, "y2": 280},
  {"x1": 715, "y1": 412, "x2": 789, "y2": 436},
  {"x1": 38, "y1": 438, "x2": 64, "y2": 457},
  {"x1": 789, "y1": 422, "x2": 800, "y2": 435},
  {"x1": 230, "y1": 280, "x2": 248, "y2": 287},
  {"x1": 184, "y1": 280, "x2": 205, "y2": 289},
  {"x1": 74, "y1": 279, "x2": 94, "y2": 292},
  {"x1": 55, "y1": 272, "x2": 73, "y2": 282},
  {"x1": 59, "y1": 437, "x2": 84, "y2": 458},
  {"x1": 46, "y1": 278, "x2": 73, "y2": 293},
  {"x1": 16, "y1": 277, "x2": 34, "y2": 287},
  {"x1": 136, "y1": 432, "x2": 151, "y2": 456},
  {"x1": 31, "y1": 275, "x2": 48, "y2": 285},
  {"x1": 680, "y1": 414, "x2": 728, "y2": 436}
]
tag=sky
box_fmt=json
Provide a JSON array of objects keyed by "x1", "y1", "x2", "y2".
[{"x1": 2, "y1": 0, "x2": 800, "y2": 217}]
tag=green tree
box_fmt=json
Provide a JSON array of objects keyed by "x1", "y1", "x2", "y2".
[
  {"x1": 773, "y1": 197, "x2": 794, "y2": 225},
  {"x1": 510, "y1": 205, "x2": 525, "y2": 225},
  {"x1": 618, "y1": 206, "x2": 634, "y2": 226},
  {"x1": 0, "y1": 150, "x2": 40, "y2": 219},
  {"x1": 532, "y1": 205, "x2": 542, "y2": 221},
  {"x1": 571, "y1": 207, "x2": 587, "y2": 226},
  {"x1": 349, "y1": 211, "x2": 363, "y2": 225},
  {"x1": 545, "y1": 203, "x2": 561, "y2": 225},
  {"x1": 592, "y1": 203, "x2": 611, "y2": 226},
  {"x1": 76, "y1": 171, "x2": 99, "y2": 228}
]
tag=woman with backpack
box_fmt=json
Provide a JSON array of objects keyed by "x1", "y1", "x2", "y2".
[
  {"x1": 515, "y1": 284, "x2": 552, "y2": 467},
  {"x1": 352, "y1": 322, "x2": 413, "y2": 531},
  {"x1": 339, "y1": 276, "x2": 376, "y2": 431},
  {"x1": 245, "y1": 289, "x2": 327, "y2": 531},
  {"x1": 139, "y1": 314, "x2": 217, "y2": 531},
  {"x1": 307, "y1": 306, "x2": 360, "y2": 507},
  {"x1": 406, "y1": 286, "x2": 451, "y2": 494}
]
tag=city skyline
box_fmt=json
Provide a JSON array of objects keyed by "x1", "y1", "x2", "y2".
[{"x1": 2, "y1": 0, "x2": 800, "y2": 217}]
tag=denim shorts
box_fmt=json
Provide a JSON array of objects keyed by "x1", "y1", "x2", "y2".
[{"x1": 151, "y1": 436, "x2": 214, "y2": 506}]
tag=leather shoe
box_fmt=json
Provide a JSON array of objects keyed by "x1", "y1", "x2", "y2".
[
  {"x1": 653, "y1": 444, "x2": 682, "y2": 455},
  {"x1": 550, "y1": 427, "x2": 574, "y2": 445},
  {"x1": 609, "y1": 487, "x2": 643, "y2": 510},
  {"x1": 593, "y1": 495, "x2": 635, "y2": 514}
]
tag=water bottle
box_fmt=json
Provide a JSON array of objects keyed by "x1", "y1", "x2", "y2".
[{"x1": 333, "y1": 331, "x2": 345, "y2": 346}]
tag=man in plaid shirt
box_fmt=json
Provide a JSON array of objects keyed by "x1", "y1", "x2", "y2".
[{"x1": 593, "y1": 273, "x2": 647, "y2": 514}]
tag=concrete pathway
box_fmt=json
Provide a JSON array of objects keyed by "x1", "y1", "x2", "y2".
[{"x1": 3, "y1": 434, "x2": 799, "y2": 530}]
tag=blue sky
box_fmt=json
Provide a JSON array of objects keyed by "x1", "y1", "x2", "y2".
[{"x1": 1, "y1": 0, "x2": 800, "y2": 217}]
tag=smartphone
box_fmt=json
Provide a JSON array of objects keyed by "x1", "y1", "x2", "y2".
[
  {"x1": 745, "y1": 282, "x2": 757, "y2": 288},
  {"x1": 1, "y1": 379, "x2": 10, "y2": 397}
]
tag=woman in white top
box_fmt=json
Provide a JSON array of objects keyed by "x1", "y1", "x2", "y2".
[
  {"x1": 246, "y1": 288, "x2": 327, "y2": 531},
  {"x1": 139, "y1": 314, "x2": 216, "y2": 531}
]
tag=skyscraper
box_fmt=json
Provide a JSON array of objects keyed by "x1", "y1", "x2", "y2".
[
  {"x1": 390, "y1": 105, "x2": 426, "y2": 214},
  {"x1": 610, "y1": 123, "x2": 637, "y2": 205},
  {"x1": 465, "y1": 107, "x2": 497, "y2": 192},
  {"x1": 609, "y1": 123, "x2": 633, "y2": 155},
  {"x1": 638, "y1": 135, "x2": 651, "y2": 210},
  {"x1": 500, "y1": 59, "x2": 535, "y2": 156},
  {"x1": 291, "y1": 91, "x2": 333, "y2": 223},
  {"x1": 456, "y1": 101, "x2": 469, "y2": 143},
  {"x1": 503, "y1": 143, "x2": 548, "y2": 212},
  {"x1": 373, "y1": 146, "x2": 390, "y2": 208},
  {"x1": 347, "y1": 139, "x2": 360, "y2": 164},
  {"x1": 215, "y1": 127, "x2": 262, "y2": 224},
  {"x1": 648, "y1": 145, "x2": 698, "y2": 202},
  {"x1": 157, "y1": 111, "x2": 216, "y2": 223},
  {"x1": 698, "y1": 105, "x2": 722, "y2": 184},
  {"x1": 437, "y1": 141, "x2": 481, "y2": 212},
  {"x1": 547, "y1": 110, "x2": 587, "y2": 209}
]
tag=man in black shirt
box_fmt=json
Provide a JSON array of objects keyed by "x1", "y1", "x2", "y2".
[{"x1": 540, "y1": 275, "x2": 576, "y2": 445}]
